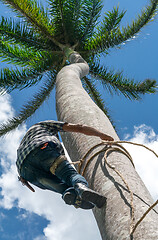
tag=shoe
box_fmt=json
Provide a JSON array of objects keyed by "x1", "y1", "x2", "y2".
[
  {"x1": 74, "y1": 195, "x2": 95, "y2": 210},
  {"x1": 62, "y1": 187, "x2": 95, "y2": 210},
  {"x1": 74, "y1": 183, "x2": 106, "y2": 208}
]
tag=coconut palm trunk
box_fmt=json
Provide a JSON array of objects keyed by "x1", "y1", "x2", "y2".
[{"x1": 56, "y1": 52, "x2": 158, "y2": 240}]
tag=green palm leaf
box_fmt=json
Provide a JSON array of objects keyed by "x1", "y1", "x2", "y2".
[
  {"x1": 0, "y1": 37, "x2": 63, "y2": 66},
  {"x1": 0, "y1": 67, "x2": 42, "y2": 92},
  {"x1": 0, "y1": 39, "x2": 41, "y2": 66},
  {"x1": 79, "y1": 0, "x2": 102, "y2": 41},
  {"x1": 89, "y1": 62, "x2": 157, "y2": 100},
  {"x1": 1, "y1": 0, "x2": 62, "y2": 46},
  {"x1": 0, "y1": 16, "x2": 57, "y2": 50},
  {"x1": 0, "y1": 50, "x2": 62, "y2": 92},
  {"x1": 97, "y1": 7, "x2": 126, "y2": 34},
  {"x1": 86, "y1": 0, "x2": 158, "y2": 53},
  {"x1": 0, "y1": 72, "x2": 56, "y2": 136},
  {"x1": 49, "y1": 0, "x2": 102, "y2": 45},
  {"x1": 49, "y1": 0, "x2": 81, "y2": 44}
]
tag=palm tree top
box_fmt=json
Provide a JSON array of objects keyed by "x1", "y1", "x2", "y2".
[{"x1": 0, "y1": 0, "x2": 158, "y2": 136}]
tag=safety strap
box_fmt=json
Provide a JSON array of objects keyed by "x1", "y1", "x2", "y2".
[
  {"x1": 18, "y1": 176, "x2": 35, "y2": 192},
  {"x1": 50, "y1": 155, "x2": 67, "y2": 175}
]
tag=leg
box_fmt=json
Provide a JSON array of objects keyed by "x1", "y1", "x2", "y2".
[
  {"x1": 50, "y1": 155, "x2": 106, "y2": 208},
  {"x1": 36, "y1": 175, "x2": 69, "y2": 194},
  {"x1": 50, "y1": 155, "x2": 88, "y2": 187},
  {"x1": 30, "y1": 142, "x2": 87, "y2": 188},
  {"x1": 20, "y1": 151, "x2": 69, "y2": 194},
  {"x1": 20, "y1": 148, "x2": 94, "y2": 209}
]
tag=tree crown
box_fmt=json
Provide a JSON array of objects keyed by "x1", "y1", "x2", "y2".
[{"x1": 0, "y1": 0, "x2": 158, "y2": 135}]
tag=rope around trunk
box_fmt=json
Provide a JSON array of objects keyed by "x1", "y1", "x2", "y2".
[{"x1": 72, "y1": 140, "x2": 158, "y2": 236}]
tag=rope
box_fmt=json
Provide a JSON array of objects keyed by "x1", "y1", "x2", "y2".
[
  {"x1": 131, "y1": 199, "x2": 158, "y2": 235},
  {"x1": 72, "y1": 140, "x2": 158, "y2": 236}
]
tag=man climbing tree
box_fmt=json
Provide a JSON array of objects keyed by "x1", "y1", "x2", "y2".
[
  {"x1": 0, "y1": 0, "x2": 158, "y2": 239},
  {"x1": 17, "y1": 120, "x2": 113, "y2": 209}
]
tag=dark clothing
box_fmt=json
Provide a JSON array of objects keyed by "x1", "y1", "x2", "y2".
[
  {"x1": 20, "y1": 141, "x2": 87, "y2": 194},
  {"x1": 16, "y1": 120, "x2": 65, "y2": 175},
  {"x1": 17, "y1": 121, "x2": 88, "y2": 194},
  {"x1": 20, "y1": 142, "x2": 69, "y2": 193}
]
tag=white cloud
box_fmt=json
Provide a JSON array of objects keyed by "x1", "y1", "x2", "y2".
[
  {"x1": 34, "y1": 236, "x2": 47, "y2": 240},
  {"x1": 0, "y1": 93, "x2": 14, "y2": 120},
  {"x1": 123, "y1": 124, "x2": 158, "y2": 200}
]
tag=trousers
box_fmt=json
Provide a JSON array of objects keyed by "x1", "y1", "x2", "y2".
[{"x1": 20, "y1": 142, "x2": 88, "y2": 194}]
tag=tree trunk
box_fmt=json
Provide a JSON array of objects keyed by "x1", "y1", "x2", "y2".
[{"x1": 55, "y1": 52, "x2": 158, "y2": 240}]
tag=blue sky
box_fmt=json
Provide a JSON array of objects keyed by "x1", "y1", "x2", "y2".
[{"x1": 0, "y1": 1, "x2": 158, "y2": 240}]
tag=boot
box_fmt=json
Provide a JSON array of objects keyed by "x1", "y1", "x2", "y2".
[
  {"x1": 74, "y1": 183, "x2": 106, "y2": 208},
  {"x1": 50, "y1": 155, "x2": 98, "y2": 208},
  {"x1": 62, "y1": 187, "x2": 95, "y2": 210}
]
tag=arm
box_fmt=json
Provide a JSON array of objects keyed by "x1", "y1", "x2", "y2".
[{"x1": 63, "y1": 123, "x2": 114, "y2": 141}]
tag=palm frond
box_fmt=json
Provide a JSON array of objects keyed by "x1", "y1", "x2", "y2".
[
  {"x1": 90, "y1": 62, "x2": 157, "y2": 100},
  {"x1": 0, "y1": 16, "x2": 58, "y2": 51},
  {"x1": 80, "y1": 0, "x2": 103, "y2": 41},
  {"x1": 1, "y1": 0, "x2": 61, "y2": 46},
  {"x1": 0, "y1": 72, "x2": 56, "y2": 137},
  {"x1": 0, "y1": 47, "x2": 63, "y2": 92},
  {"x1": 85, "y1": 0, "x2": 158, "y2": 53},
  {"x1": 49, "y1": 0, "x2": 70, "y2": 43},
  {"x1": 0, "y1": 67, "x2": 43, "y2": 92},
  {"x1": 0, "y1": 37, "x2": 63, "y2": 67},
  {"x1": 0, "y1": 38, "x2": 41, "y2": 66},
  {"x1": 49, "y1": 0, "x2": 82, "y2": 44},
  {"x1": 97, "y1": 7, "x2": 126, "y2": 34},
  {"x1": 49, "y1": 0, "x2": 102, "y2": 46}
]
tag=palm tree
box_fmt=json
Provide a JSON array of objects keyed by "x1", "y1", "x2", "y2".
[{"x1": 0, "y1": 0, "x2": 158, "y2": 239}]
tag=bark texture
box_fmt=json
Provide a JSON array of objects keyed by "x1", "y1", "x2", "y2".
[{"x1": 55, "y1": 53, "x2": 158, "y2": 240}]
